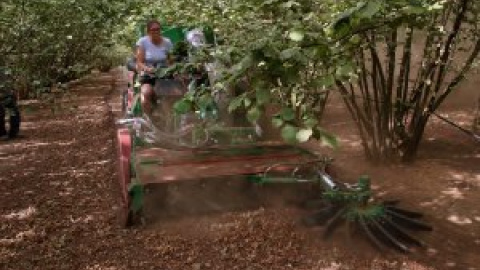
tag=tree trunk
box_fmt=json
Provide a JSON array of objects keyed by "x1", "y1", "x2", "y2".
[
  {"x1": 474, "y1": 96, "x2": 480, "y2": 134},
  {"x1": 401, "y1": 115, "x2": 429, "y2": 162}
]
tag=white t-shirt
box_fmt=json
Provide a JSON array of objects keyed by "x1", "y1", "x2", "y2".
[{"x1": 136, "y1": 36, "x2": 173, "y2": 67}]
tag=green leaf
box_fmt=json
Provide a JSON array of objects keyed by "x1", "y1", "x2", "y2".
[
  {"x1": 280, "y1": 47, "x2": 301, "y2": 60},
  {"x1": 288, "y1": 30, "x2": 304, "y2": 42},
  {"x1": 316, "y1": 74, "x2": 335, "y2": 88},
  {"x1": 228, "y1": 95, "x2": 244, "y2": 112},
  {"x1": 320, "y1": 130, "x2": 339, "y2": 149},
  {"x1": 256, "y1": 87, "x2": 271, "y2": 105},
  {"x1": 281, "y1": 125, "x2": 298, "y2": 143},
  {"x1": 282, "y1": 1, "x2": 300, "y2": 8},
  {"x1": 272, "y1": 116, "x2": 284, "y2": 128},
  {"x1": 303, "y1": 117, "x2": 318, "y2": 128},
  {"x1": 336, "y1": 62, "x2": 355, "y2": 77},
  {"x1": 198, "y1": 95, "x2": 214, "y2": 110},
  {"x1": 403, "y1": 6, "x2": 425, "y2": 14},
  {"x1": 231, "y1": 54, "x2": 254, "y2": 74},
  {"x1": 359, "y1": 1, "x2": 382, "y2": 18},
  {"x1": 244, "y1": 98, "x2": 252, "y2": 107},
  {"x1": 247, "y1": 106, "x2": 261, "y2": 123},
  {"x1": 173, "y1": 99, "x2": 192, "y2": 114},
  {"x1": 128, "y1": 181, "x2": 144, "y2": 212},
  {"x1": 280, "y1": 107, "x2": 296, "y2": 121},
  {"x1": 296, "y1": 128, "x2": 313, "y2": 142},
  {"x1": 429, "y1": 2, "x2": 444, "y2": 10}
]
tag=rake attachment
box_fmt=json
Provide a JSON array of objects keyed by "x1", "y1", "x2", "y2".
[
  {"x1": 308, "y1": 173, "x2": 432, "y2": 253},
  {"x1": 258, "y1": 162, "x2": 432, "y2": 253}
]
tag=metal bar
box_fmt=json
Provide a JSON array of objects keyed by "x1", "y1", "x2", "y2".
[{"x1": 430, "y1": 111, "x2": 480, "y2": 142}]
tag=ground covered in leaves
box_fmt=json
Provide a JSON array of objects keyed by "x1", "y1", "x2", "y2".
[{"x1": 1, "y1": 69, "x2": 479, "y2": 270}]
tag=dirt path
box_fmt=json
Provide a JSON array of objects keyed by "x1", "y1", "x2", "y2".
[{"x1": 0, "y1": 69, "x2": 478, "y2": 270}]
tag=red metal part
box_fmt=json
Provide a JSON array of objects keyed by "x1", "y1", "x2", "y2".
[
  {"x1": 127, "y1": 89, "x2": 134, "y2": 109},
  {"x1": 134, "y1": 144, "x2": 317, "y2": 184},
  {"x1": 127, "y1": 71, "x2": 135, "y2": 82},
  {"x1": 127, "y1": 71, "x2": 135, "y2": 109},
  {"x1": 117, "y1": 128, "x2": 132, "y2": 206}
]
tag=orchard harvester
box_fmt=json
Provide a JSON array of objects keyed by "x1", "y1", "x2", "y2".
[{"x1": 116, "y1": 23, "x2": 431, "y2": 253}]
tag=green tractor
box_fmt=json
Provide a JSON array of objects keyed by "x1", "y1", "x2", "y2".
[{"x1": 115, "y1": 20, "x2": 432, "y2": 253}]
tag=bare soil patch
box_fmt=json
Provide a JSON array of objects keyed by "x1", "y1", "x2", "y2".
[{"x1": 0, "y1": 69, "x2": 478, "y2": 270}]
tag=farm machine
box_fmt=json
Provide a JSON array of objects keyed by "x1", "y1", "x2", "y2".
[{"x1": 116, "y1": 23, "x2": 432, "y2": 253}]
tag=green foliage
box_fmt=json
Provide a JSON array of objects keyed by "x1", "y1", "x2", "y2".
[
  {"x1": 134, "y1": 0, "x2": 479, "y2": 160},
  {"x1": 136, "y1": 0, "x2": 334, "y2": 144},
  {"x1": 3, "y1": 0, "x2": 477, "y2": 160},
  {"x1": 1, "y1": 0, "x2": 140, "y2": 98},
  {"x1": 330, "y1": 0, "x2": 480, "y2": 161},
  {"x1": 128, "y1": 180, "x2": 144, "y2": 212}
]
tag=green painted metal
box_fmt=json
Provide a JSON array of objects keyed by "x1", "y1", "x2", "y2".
[
  {"x1": 323, "y1": 177, "x2": 372, "y2": 204},
  {"x1": 132, "y1": 80, "x2": 143, "y2": 116},
  {"x1": 135, "y1": 20, "x2": 214, "y2": 46},
  {"x1": 128, "y1": 179, "x2": 144, "y2": 213},
  {"x1": 253, "y1": 176, "x2": 312, "y2": 184},
  {"x1": 162, "y1": 26, "x2": 186, "y2": 45},
  {"x1": 344, "y1": 204, "x2": 386, "y2": 221},
  {"x1": 128, "y1": 129, "x2": 144, "y2": 216}
]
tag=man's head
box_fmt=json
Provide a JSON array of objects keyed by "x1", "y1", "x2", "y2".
[{"x1": 0, "y1": 68, "x2": 13, "y2": 93}]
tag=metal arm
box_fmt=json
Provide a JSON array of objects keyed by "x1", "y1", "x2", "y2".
[{"x1": 117, "y1": 114, "x2": 208, "y2": 149}]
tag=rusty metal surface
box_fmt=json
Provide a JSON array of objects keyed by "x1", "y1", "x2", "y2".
[
  {"x1": 135, "y1": 143, "x2": 317, "y2": 184},
  {"x1": 117, "y1": 128, "x2": 132, "y2": 205}
]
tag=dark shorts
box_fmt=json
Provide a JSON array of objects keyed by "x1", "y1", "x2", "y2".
[
  {"x1": 139, "y1": 74, "x2": 156, "y2": 86},
  {"x1": 154, "y1": 79, "x2": 186, "y2": 96}
]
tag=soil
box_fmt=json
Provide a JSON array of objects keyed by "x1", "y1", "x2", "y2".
[{"x1": 1, "y1": 68, "x2": 479, "y2": 270}]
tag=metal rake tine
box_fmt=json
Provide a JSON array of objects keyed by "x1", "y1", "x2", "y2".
[
  {"x1": 385, "y1": 205, "x2": 424, "y2": 219},
  {"x1": 369, "y1": 218, "x2": 410, "y2": 253},
  {"x1": 303, "y1": 206, "x2": 337, "y2": 226},
  {"x1": 386, "y1": 209, "x2": 433, "y2": 231},
  {"x1": 382, "y1": 200, "x2": 401, "y2": 206},
  {"x1": 322, "y1": 207, "x2": 347, "y2": 239},
  {"x1": 358, "y1": 215, "x2": 384, "y2": 251},
  {"x1": 302, "y1": 198, "x2": 326, "y2": 210},
  {"x1": 381, "y1": 216, "x2": 424, "y2": 247},
  {"x1": 346, "y1": 218, "x2": 357, "y2": 238}
]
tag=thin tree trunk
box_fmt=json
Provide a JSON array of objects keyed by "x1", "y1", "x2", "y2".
[
  {"x1": 336, "y1": 81, "x2": 374, "y2": 160},
  {"x1": 402, "y1": 114, "x2": 430, "y2": 162},
  {"x1": 385, "y1": 29, "x2": 398, "y2": 157}
]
